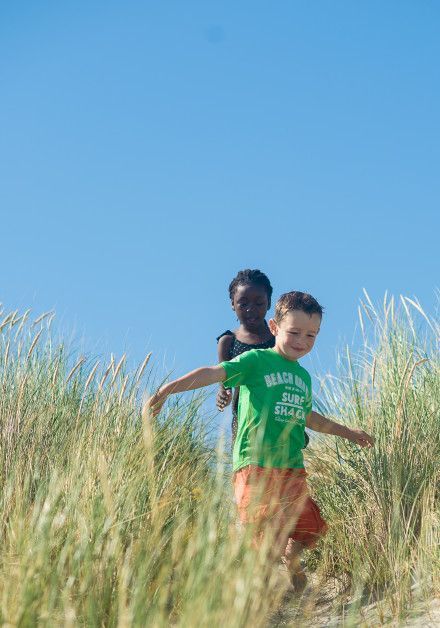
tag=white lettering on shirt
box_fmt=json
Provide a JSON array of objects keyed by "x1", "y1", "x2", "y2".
[{"x1": 264, "y1": 371, "x2": 308, "y2": 396}]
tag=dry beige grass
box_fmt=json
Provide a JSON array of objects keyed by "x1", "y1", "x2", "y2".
[{"x1": 0, "y1": 294, "x2": 437, "y2": 626}]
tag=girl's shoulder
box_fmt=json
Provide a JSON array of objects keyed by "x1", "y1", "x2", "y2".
[
  {"x1": 217, "y1": 331, "x2": 235, "y2": 362},
  {"x1": 216, "y1": 330, "x2": 235, "y2": 343}
]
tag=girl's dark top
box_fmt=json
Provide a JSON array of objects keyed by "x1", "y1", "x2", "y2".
[
  {"x1": 216, "y1": 330, "x2": 275, "y2": 445},
  {"x1": 216, "y1": 330, "x2": 275, "y2": 359},
  {"x1": 216, "y1": 329, "x2": 310, "y2": 450}
]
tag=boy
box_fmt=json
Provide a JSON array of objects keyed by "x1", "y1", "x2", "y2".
[{"x1": 144, "y1": 291, "x2": 374, "y2": 590}]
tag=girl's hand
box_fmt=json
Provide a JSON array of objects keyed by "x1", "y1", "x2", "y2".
[
  {"x1": 216, "y1": 386, "x2": 232, "y2": 411},
  {"x1": 346, "y1": 428, "x2": 374, "y2": 448}
]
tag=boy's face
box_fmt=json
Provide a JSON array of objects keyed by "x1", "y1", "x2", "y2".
[{"x1": 269, "y1": 310, "x2": 321, "y2": 361}]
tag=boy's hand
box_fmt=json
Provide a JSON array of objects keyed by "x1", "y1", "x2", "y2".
[
  {"x1": 216, "y1": 386, "x2": 232, "y2": 411},
  {"x1": 143, "y1": 389, "x2": 167, "y2": 419},
  {"x1": 346, "y1": 428, "x2": 374, "y2": 448}
]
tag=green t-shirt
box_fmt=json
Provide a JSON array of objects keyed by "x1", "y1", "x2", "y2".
[{"x1": 221, "y1": 348, "x2": 312, "y2": 472}]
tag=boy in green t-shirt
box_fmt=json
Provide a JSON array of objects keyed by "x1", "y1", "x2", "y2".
[{"x1": 145, "y1": 291, "x2": 374, "y2": 591}]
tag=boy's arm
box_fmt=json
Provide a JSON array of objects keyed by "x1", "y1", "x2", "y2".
[
  {"x1": 144, "y1": 366, "x2": 226, "y2": 418},
  {"x1": 307, "y1": 410, "x2": 374, "y2": 447}
]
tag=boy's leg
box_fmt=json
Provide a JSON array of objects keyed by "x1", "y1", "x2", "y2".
[
  {"x1": 284, "y1": 539, "x2": 307, "y2": 592},
  {"x1": 233, "y1": 466, "x2": 326, "y2": 593},
  {"x1": 281, "y1": 473, "x2": 327, "y2": 592}
]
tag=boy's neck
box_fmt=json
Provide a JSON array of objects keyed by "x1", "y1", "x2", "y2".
[{"x1": 273, "y1": 344, "x2": 298, "y2": 362}]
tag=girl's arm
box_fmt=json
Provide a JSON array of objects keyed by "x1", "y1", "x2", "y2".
[
  {"x1": 217, "y1": 335, "x2": 234, "y2": 362},
  {"x1": 306, "y1": 411, "x2": 374, "y2": 447},
  {"x1": 144, "y1": 366, "x2": 226, "y2": 418},
  {"x1": 216, "y1": 335, "x2": 234, "y2": 411}
]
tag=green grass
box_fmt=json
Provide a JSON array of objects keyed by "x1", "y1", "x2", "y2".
[
  {"x1": 306, "y1": 293, "x2": 440, "y2": 622},
  {"x1": 0, "y1": 295, "x2": 438, "y2": 626}
]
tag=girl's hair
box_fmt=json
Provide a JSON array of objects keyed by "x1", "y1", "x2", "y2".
[
  {"x1": 274, "y1": 291, "x2": 324, "y2": 322},
  {"x1": 228, "y1": 269, "x2": 273, "y2": 307}
]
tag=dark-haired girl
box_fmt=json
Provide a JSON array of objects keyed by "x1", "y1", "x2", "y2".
[
  {"x1": 217, "y1": 270, "x2": 311, "y2": 449},
  {"x1": 216, "y1": 269, "x2": 275, "y2": 443}
]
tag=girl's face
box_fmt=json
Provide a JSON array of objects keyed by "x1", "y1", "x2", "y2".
[{"x1": 232, "y1": 284, "x2": 269, "y2": 330}]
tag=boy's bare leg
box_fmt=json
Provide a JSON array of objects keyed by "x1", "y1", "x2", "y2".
[{"x1": 284, "y1": 539, "x2": 307, "y2": 592}]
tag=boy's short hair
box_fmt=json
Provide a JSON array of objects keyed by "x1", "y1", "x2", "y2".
[{"x1": 274, "y1": 291, "x2": 323, "y2": 322}]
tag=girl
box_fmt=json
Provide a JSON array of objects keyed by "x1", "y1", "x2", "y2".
[
  {"x1": 217, "y1": 269, "x2": 310, "y2": 449},
  {"x1": 216, "y1": 269, "x2": 275, "y2": 443}
]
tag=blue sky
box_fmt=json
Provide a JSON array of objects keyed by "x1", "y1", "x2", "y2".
[{"x1": 0, "y1": 2, "x2": 438, "y2": 415}]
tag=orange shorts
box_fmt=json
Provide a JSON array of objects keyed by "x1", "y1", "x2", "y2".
[{"x1": 233, "y1": 465, "x2": 327, "y2": 552}]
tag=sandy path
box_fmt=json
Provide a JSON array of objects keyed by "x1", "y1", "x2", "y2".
[{"x1": 268, "y1": 570, "x2": 440, "y2": 627}]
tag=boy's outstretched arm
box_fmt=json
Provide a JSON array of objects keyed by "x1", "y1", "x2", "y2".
[
  {"x1": 143, "y1": 366, "x2": 226, "y2": 418},
  {"x1": 307, "y1": 411, "x2": 374, "y2": 448}
]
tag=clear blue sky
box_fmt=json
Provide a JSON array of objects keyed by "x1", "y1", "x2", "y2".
[{"x1": 1, "y1": 2, "x2": 439, "y2": 405}]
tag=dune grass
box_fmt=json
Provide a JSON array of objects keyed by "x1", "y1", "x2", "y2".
[
  {"x1": 305, "y1": 293, "x2": 440, "y2": 622},
  {"x1": 0, "y1": 294, "x2": 438, "y2": 626}
]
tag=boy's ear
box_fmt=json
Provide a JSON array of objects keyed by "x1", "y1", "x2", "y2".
[{"x1": 268, "y1": 318, "x2": 278, "y2": 335}]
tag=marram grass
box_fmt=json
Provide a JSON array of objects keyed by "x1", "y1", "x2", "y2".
[
  {"x1": 306, "y1": 293, "x2": 440, "y2": 622},
  {"x1": 0, "y1": 295, "x2": 438, "y2": 626}
]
